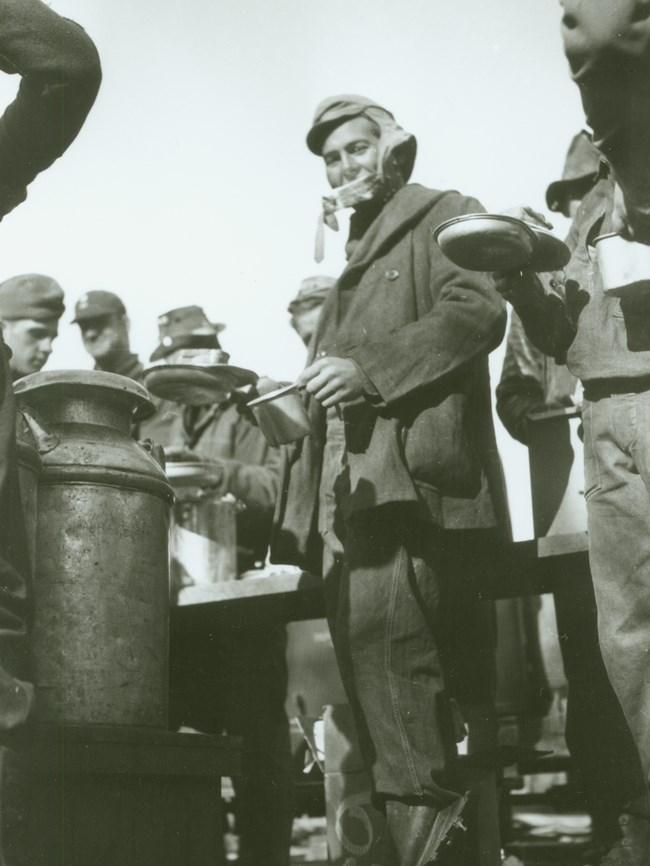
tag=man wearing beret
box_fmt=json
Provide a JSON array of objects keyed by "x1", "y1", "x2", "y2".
[
  {"x1": 271, "y1": 95, "x2": 507, "y2": 864},
  {"x1": 288, "y1": 275, "x2": 336, "y2": 347},
  {"x1": 73, "y1": 290, "x2": 145, "y2": 382},
  {"x1": 153, "y1": 306, "x2": 292, "y2": 866},
  {"x1": 0, "y1": 274, "x2": 65, "y2": 381}
]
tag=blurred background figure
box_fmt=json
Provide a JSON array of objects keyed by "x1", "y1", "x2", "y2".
[
  {"x1": 72, "y1": 290, "x2": 145, "y2": 380},
  {"x1": 288, "y1": 275, "x2": 336, "y2": 347},
  {"x1": 0, "y1": 274, "x2": 65, "y2": 380}
]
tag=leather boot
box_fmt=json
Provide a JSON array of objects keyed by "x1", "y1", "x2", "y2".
[
  {"x1": 385, "y1": 793, "x2": 468, "y2": 866},
  {"x1": 597, "y1": 814, "x2": 650, "y2": 866}
]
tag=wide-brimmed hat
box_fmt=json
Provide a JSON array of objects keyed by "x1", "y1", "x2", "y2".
[
  {"x1": 150, "y1": 305, "x2": 225, "y2": 362},
  {"x1": 546, "y1": 131, "x2": 603, "y2": 214}
]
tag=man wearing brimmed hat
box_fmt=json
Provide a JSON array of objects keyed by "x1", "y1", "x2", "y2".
[
  {"x1": 492, "y1": 9, "x2": 650, "y2": 859},
  {"x1": 155, "y1": 305, "x2": 292, "y2": 866},
  {"x1": 271, "y1": 94, "x2": 507, "y2": 864},
  {"x1": 288, "y1": 275, "x2": 336, "y2": 346},
  {"x1": 72, "y1": 290, "x2": 145, "y2": 381},
  {"x1": 0, "y1": 274, "x2": 65, "y2": 380},
  {"x1": 497, "y1": 132, "x2": 647, "y2": 863}
]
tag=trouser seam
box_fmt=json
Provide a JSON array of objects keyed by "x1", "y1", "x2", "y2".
[{"x1": 384, "y1": 541, "x2": 423, "y2": 797}]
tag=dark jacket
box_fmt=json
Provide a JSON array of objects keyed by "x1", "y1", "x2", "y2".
[
  {"x1": 272, "y1": 184, "x2": 508, "y2": 572},
  {"x1": 497, "y1": 310, "x2": 578, "y2": 445},
  {"x1": 0, "y1": 0, "x2": 102, "y2": 218}
]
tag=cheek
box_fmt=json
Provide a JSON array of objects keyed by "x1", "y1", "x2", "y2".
[
  {"x1": 326, "y1": 164, "x2": 342, "y2": 188},
  {"x1": 359, "y1": 146, "x2": 380, "y2": 174}
]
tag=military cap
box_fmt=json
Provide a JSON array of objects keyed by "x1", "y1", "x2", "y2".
[
  {"x1": 288, "y1": 275, "x2": 336, "y2": 314},
  {"x1": 546, "y1": 131, "x2": 603, "y2": 214},
  {"x1": 0, "y1": 273, "x2": 65, "y2": 322},
  {"x1": 150, "y1": 305, "x2": 225, "y2": 362},
  {"x1": 72, "y1": 290, "x2": 126, "y2": 323}
]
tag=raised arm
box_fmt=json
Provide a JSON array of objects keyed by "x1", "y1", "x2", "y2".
[{"x1": 0, "y1": 0, "x2": 102, "y2": 218}]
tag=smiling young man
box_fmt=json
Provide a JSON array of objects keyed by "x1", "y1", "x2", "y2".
[
  {"x1": 0, "y1": 274, "x2": 65, "y2": 380},
  {"x1": 271, "y1": 95, "x2": 507, "y2": 865}
]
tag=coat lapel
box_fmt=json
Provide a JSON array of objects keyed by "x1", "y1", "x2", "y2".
[{"x1": 338, "y1": 184, "x2": 447, "y2": 288}]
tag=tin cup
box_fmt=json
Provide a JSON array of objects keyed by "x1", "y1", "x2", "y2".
[
  {"x1": 248, "y1": 384, "x2": 310, "y2": 446},
  {"x1": 595, "y1": 233, "x2": 650, "y2": 298}
]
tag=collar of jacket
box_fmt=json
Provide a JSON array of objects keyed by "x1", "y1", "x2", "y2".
[
  {"x1": 337, "y1": 183, "x2": 448, "y2": 290},
  {"x1": 95, "y1": 353, "x2": 143, "y2": 380}
]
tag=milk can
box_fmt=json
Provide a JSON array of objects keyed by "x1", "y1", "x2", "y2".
[
  {"x1": 166, "y1": 462, "x2": 237, "y2": 604},
  {"x1": 14, "y1": 370, "x2": 174, "y2": 728}
]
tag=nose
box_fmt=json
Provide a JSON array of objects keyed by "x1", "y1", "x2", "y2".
[
  {"x1": 340, "y1": 151, "x2": 359, "y2": 182},
  {"x1": 40, "y1": 337, "x2": 54, "y2": 357}
]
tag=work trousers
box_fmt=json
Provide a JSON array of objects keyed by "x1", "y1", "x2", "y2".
[
  {"x1": 323, "y1": 505, "x2": 477, "y2": 807},
  {"x1": 553, "y1": 571, "x2": 647, "y2": 837},
  {"x1": 582, "y1": 391, "x2": 650, "y2": 804},
  {"x1": 169, "y1": 620, "x2": 293, "y2": 866}
]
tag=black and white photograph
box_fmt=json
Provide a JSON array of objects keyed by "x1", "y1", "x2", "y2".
[{"x1": 0, "y1": 1, "x2": 648, "y2": 864}]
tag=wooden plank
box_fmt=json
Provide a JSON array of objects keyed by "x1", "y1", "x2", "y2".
[
  {"x1": 170, "y1": 535, "x2": 592, "y2": 630},
  {"x1": 22, "y1": 725, "x2": 241, "y2": 778}
]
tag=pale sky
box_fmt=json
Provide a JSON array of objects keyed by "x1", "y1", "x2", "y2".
[{"x1": 0, "y1": 0, "x2": 584, "y2": 538}]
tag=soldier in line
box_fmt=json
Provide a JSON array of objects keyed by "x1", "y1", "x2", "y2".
[
  {"x1": 155, "y1": 306, "x2": 293, "y2": 866},
  {"x1": 271, "y1": 95, "x2": 507, "y2": 865},
  {"x1": 72, "y1": 290, "x2": 145, "y2": 381},
  {"x1": 288, "y1": 275, "x2": 336, "y2": 347},
  {"x1": 0, "y1": 275, "x2": 65, "y2": 381},
  {"x1": 497, "y1": 132, "x2": 647, "y2": 862}
]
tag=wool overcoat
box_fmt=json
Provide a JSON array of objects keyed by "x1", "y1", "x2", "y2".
[{"x1": 271, "y1": 183, "x2": 508, "y2": 572}]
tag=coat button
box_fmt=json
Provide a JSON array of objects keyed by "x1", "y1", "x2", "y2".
[{"x1": 385, "y1": 268, "x2": 399, "y2": 281}]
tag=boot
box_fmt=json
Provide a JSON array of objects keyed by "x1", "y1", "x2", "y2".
[
  {"x1": 597, "y1": 814, "x2": 650, "y2": 866},
  {"x1": 385, "y1": 793, "x2": 468, "y2": 866}
]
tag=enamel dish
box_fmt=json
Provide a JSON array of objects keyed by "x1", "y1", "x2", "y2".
[
  {"x1": 143, "y1": 363, "x2": 258, "y2": 406},
  {"x1": 434, "y1": 214, "x2": 570, "y2": 272}
]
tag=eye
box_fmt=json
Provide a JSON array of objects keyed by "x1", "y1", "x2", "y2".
[
  {"x1": 324, "y1": 153, "x2": 340, "y2": 167},
  {"x1": 350, "y1": 141, "x2": 370, "y2": 155}
]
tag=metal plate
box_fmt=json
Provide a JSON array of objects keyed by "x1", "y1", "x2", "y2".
[
  {"x1": 434, "y1": 214, "x2": 570, "y2": 272},
  {"x1": 143, "y1": 364, "x2": 257, "y2": 406},
  {"x1": 434, "y1": 214, "x2": 537, "y2": 271}
]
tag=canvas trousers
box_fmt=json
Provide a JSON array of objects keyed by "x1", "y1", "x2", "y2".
[{"x1": 582, "y1": 389, "x2": 650, "y2": 807}]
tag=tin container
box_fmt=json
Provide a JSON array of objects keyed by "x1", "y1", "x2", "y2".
[
  {"x1": 595, "y1": 232, "x2": 650, "y2": 297},
  {"x1": 15, "y1": 370, "x2": 173, "y2": 728},
  {"x1": 166, "y1": 461, "x2": 238, "y2": 602},
  {"x1": 248, "y1": 384, "x2": 310, "y2": 446}
]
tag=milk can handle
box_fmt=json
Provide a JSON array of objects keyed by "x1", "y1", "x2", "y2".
[{"x1": 18, "y1": 406, "x2": 59, "y2": 454}]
